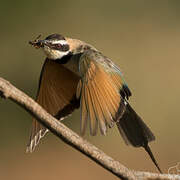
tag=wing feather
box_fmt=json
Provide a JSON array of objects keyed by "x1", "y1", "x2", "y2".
[
  {"x1": 80, "y1": 85, "x2": 88, "y2": 135},
  {"x1": 78, "y1": 51, "x2": 125, "y2": 135},
  {"x1": 27, "y1": 58, "x2": 80, "y2": 152},
  {"x1": 90, "y1": 79, "x2": 108, "y2": 134},
  {"x1": 78, "y1": 50, "x2": 156, "y2": 152},
  {"x1": 86, "y1": 85, "x2": 98, "y2": 135}
]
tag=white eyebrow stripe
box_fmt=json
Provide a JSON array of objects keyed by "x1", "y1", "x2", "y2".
[{"x1": 51, "y1": 40, "x2": 68, "y2": 45}]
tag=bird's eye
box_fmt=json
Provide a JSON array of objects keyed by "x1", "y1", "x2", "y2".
[
  {"x1": 51, "y1": 43, "x2": 69, "y2": 51},
  {"x1": 54, "y1": 44, "x2": 61, "y2": 48}
]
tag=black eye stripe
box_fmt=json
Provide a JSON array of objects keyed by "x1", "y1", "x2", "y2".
[
  {"x1": 50, "y1": 44, "x2": 69, "y2": 51},
  {"x1": 61, "y1": 44, "x2": 69, "y2": 51},
  {"x1": 54, "y1": 44, "x2": 61, "y2": 49}
]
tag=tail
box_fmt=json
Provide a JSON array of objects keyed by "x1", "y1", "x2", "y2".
[
  {"x1": 117, "y1": 103, "x2": 162, "y2": 173},
  {"x1": 144, "y1": 143, "x2": 162, "y2": 173}
]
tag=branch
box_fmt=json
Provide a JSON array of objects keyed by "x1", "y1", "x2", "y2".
[{"x1": 0, "y1": 77, "x2": 179, "y2": 180}]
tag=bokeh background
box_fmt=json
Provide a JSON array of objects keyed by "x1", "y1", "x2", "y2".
[{"x1": 0, "y1": 0, "x2": 180, "y2": 179}]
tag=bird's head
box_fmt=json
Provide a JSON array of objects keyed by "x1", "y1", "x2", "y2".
[
  {"x1": 29, "y1": 33, "x2": 89, "y2": 60},
  {"x1": 29, "y1": 34, "x2": 71, "y2": 60}
]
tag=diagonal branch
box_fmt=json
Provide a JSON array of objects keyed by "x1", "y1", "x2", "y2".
[{"x1": 0, "y1": 77, "x2": 179, "y2": 180}]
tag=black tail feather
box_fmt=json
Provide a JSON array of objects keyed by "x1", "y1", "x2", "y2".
[
  {"x1": 143, "y1": 143, "x2": 162, "y2": 173},
  {"x1": 117, "y1": 103, "x2": 162, "y2": 173},
  {"x1": 117, "y1": 104, "x2": 155, "y2": 147}
]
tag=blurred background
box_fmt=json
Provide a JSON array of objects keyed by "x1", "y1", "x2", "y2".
[{"x1": 0, "y1": 0, "x2": 180, "y2": 179}]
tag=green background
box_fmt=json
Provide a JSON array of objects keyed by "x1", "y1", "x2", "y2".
[{"x1": 0, "y1": 0, "x2": 180, "y2": 179}]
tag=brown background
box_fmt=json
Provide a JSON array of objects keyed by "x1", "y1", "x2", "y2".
[{"x1": 0, "y1": 0, "x2": 180, "y2": 179}]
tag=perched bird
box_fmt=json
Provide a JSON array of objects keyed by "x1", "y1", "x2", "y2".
[{"x1": 28, "y1": 33, "x2": 162, "y2": 173}]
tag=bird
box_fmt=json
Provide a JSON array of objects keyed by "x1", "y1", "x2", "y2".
[{"x1": 28, "y1": 33, "x2": 162, "y2": 173}]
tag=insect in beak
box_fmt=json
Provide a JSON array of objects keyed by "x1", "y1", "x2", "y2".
[{"x1": 29, "y1": 35, "x2": 45, "y2": 49}]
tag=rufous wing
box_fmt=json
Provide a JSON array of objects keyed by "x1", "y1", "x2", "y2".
[
  {"x1": 76, "y1": 51, "x2": 126, "y2": 136},
  {"x1": 27, "y1": 58, "x2": 80, "y2": 152},
  {"x1": 76, "y1": 50, "x2": 155, "y2": 148}
]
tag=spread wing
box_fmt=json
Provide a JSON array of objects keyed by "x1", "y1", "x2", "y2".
[
  {"x1": 77, "y1": 49, "x2": 155, "y2": 152},
  {"x1": 27, "y1": 58, "x2": 80, "y2": 152},
  {"x1": 76, "y1": 50, "x2": 159, "y2": 172},
  {"x1": 76, "y1": 50, "x2": 131, "y2": 136}
]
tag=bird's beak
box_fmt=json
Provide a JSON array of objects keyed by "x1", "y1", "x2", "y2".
[
  {"x1": 29, "y1": 40, "x2": 45, "y2": 49},
  {"x1": 29, "y1": 35, "x2": 47, "y2": 49}
]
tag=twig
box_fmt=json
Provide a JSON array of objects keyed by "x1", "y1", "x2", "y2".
[{"x1": 0, "y1": 77, "x2": 179, "y2": 180}]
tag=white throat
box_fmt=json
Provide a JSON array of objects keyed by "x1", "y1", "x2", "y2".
[{"x1": 43, "y1": 45, "x2": 69, "y2": 60}]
